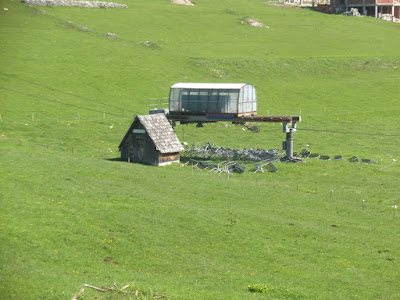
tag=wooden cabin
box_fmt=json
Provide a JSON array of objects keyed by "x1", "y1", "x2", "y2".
[{"x1": 119, "y1": 114, "x2": 184, "y2": 166}]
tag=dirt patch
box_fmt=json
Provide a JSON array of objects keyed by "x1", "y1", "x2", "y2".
[
  {"x1": 103, "y1": 257, "x2": 118, "y2": 264},
  {"x1": 171, "y1": 0, "x2": 194, "y2": 5}
]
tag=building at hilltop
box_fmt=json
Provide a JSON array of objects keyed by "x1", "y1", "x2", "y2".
[
  {"x1": 119, "y1": 114, "x2": 184, "y2": 166},
  {"x1": 330, "y1": 0, "x2": 400, "y2": 19}
]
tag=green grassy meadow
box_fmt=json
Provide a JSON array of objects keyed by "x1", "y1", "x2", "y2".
[{"x1": 1, "y1": 0, "x2": 400, "y2": 298}]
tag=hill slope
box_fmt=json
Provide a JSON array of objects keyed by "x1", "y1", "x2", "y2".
[{"x1": 1, "y1": 0, "x2": 400, "y2": 299}]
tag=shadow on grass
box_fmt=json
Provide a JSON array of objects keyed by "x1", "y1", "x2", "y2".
[
  {"x1": 106, "y1": 157, "x2": 123, "y2": 162},
  {"x1": 180, "y1": 156, "x2": 220, "y2": 164}
]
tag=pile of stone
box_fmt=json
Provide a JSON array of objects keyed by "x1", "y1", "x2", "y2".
[
  {"x1": 379, "y1": 14, "x2": 399, "y2": 22},
  {"x1": 342, "y1": 8, "x2": 362, "y2": 17},
  {"x1": 171, "y1": 0, "x2": 194, "y2": 5},
  {"x1": 24, "y1": 0, "x2": 127, "y2": 8}
]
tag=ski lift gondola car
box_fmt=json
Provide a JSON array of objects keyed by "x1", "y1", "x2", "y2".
[{"x1": 167, "y1": 83, "x2": 257, "y2": 123}]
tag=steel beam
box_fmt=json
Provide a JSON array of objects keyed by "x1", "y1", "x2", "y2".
[{"x1": 166, "y1": 114, "x2": 301, "y2": 124}]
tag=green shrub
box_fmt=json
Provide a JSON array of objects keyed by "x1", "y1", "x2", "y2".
[{"x1": 247, "y1": 284, "x2": 268, "y2": 293}]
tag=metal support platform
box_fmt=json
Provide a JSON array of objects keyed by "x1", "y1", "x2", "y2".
[
  {"x1": 165, "y1": 113, "x2": 301, "y2": 160},
  {"x1": 166, "y1": 114, "x2": 301, "y2": 124}
]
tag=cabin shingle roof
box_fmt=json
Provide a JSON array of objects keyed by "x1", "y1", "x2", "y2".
[
  {"x1": 138, "y1": 114, "x2": 184, "y2": 153},
  {"x1": 119, "y1": 114, "x2": 183, "y2": 153}
]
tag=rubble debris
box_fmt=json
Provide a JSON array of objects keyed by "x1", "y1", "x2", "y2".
[
  {"x1": 379, "y1": 14, "x2": 400, "y2": 22},
  {"x1": 244, "y1": 17, "x2": 269, "y2": 28},
  {"x1": 342, "y1": 8, "x2": 362, "y2": 17},
  {"x1": 298, "y1": 148, "x2": 311, "y2": 158},
  {"x1": 284, "y1": 157, "x2": 305, "y2": 163},
  {"x1": 207, "y1": 161, "x2": 246, "y2": 174},
  {"x1": 265, "y1": 162, "x2": 278, "y2": 172},
  {"x1": 186, "y1": 159, "x2": 282, "y2": 175},
  {"x1": 254, "y1": 162, "x2": 278, "y2": 173},
  {"x1": 181, "y1": 142, "x2": 282, "y2": 162},
  {"x1": 254, "y1": 163, "x2": 265, "y2": 173},
  {"x1": 24, "y1": 0, "x2": 127, "y2": 8}
]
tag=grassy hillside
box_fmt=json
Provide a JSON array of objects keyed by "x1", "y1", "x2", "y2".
[{"x1": 1, "y1": 0, "x2": 400, "y2": 299}]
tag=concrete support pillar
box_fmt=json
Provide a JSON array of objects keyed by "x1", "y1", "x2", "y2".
[
  {"x1": 284, "y1": 129, "x2": 294, "y2": 160},
  {"x1": 392, "y1": 6, "x2": 395, "y2": 21},
  {"x1": 375, "y1": 5, "x2": 378, "y2": 17}
]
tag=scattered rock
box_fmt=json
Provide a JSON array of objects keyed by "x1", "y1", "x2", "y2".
[
  {"x1": 106, "y1": 33, "x2": 118, "y2": 39},
  {"x1": 245, "y1": 17, "x2": 269, "y2": 28},
  {"x1": 79, "y1": 25, "x2": 90, "y2": 32},
  {"x1": 320, "y1": 155, "x2": 330, "y2": 160},
  {"x1": 334, "y1": 155, "x2": 343, "y2": 160}
]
